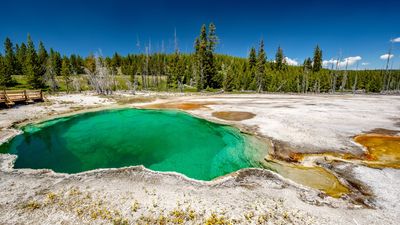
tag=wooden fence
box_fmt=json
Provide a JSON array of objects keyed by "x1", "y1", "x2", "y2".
[{"x1": 0, "y1": 90, "x2": 44, "y2": 107}]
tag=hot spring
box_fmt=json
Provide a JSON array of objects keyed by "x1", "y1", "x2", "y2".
[{"x1": 0, "y1": 108, "x2": 267, "y2": 180}]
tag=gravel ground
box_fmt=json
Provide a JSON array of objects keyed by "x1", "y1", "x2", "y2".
[{"x1": 0, "y1": 92, "x2": 399, "y2": 224}]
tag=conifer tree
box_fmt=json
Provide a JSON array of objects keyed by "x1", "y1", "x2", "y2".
[
  {"x1": 53, "y1": 50, "x2": 62, "y2": 76},
  {"x1": 110, "y1": 52, "x2": 122, "y2": 75},
  {"x1": 47, "y1": 48, "x2": 62, "y2": 76},
  {"x1": 14, "y1": 44, "x2": 22, "y2": 74},
  {"x1": 246, "y1": 47, "x2": 257, "y2": 89},
  {"x1": 194, "y1": 38, "x2": 200, "y2": 54},
  {"x1": 61, "y1": 56, "x2": 72, "y2": 93},
  {"x1": 207, "y1": 23, "x2": 218, "y2": 88},
  {"x1": 3, "y1": 37, "x2": 15, "y2": 86},
  {"x1": 0, "y1": 35, "x2": 394, "y2": 94},
  {"x1": 37, "y1": 41, "x2": 48, "y2": 78},
  {"x1": 168, "y1": 51, "x2": 180, "y2": 88},
  {"x1": 200, "y1": 25, "x2": 208, "y2": 47},
  {"x1": 312, "y1": 45, "x2": 322, "y2": 72},
  {"x1": 194, "y1": 23, "x2": 218, "y2": 90},
  {"x1": 70, "y1": 54, "x2": 78, "y2": 75},
  {"x1": 16, "y1": 43, "x2": 27, "y2": 74},
  {"x1": 25, "y1": 34, "x2": 43, "y2": 88},
  {"x1": 69, "y1": 54, "x2": 84, "y2": 75},
  {"x1": 198, "y1": 24, "x2": 208, "y2": 90},
  {"x1": 111, "y1": 53, "x2": 122, "y2": 68},
  {"x1": 76, "y1": 55, "x2": 84, "y2": 74},
  {"x1": 255, "y1": 39, "x2": 266, "y2": 92},
  {"x1": 249, "y1": 47, "x2": 256, "y2": 69},
  {"x1": 222, "y1": 63, "x2": 234, "y2": 91},
  {"x1": 275, "y1": 46, "x2": 284, "y2": 71},
  {"x1": 194, "y1": 37, "x2": 203, "y2": 91},
  {"x1": 0, "y1": 54, "x2": 5, "y2": 87},
  {"x1": 208, "y1": 23, "x2": 217, "y2": 51},
  {"x1": 44, "y1": 54, "x2": 58, "y2": 92},
  {"x1": 168, "y1": 31, "x2": 181, "y2": 89}
]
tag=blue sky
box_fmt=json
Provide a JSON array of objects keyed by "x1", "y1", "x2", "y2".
[{"x1": 1, "y1": 0, "x2": 399, "y2": 69}]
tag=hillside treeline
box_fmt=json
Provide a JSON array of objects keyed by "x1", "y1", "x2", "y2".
[{"x1": 1, "y1": 24, "x2": 399, "y2": 93}]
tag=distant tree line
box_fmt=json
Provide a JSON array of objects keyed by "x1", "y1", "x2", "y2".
[{"x1": 1, "y1": 25, "x2": 399, "y2": 93}]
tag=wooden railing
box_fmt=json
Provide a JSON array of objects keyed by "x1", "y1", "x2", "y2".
[{"x1": 0, "y1": 90, "x2": 43, "y2": 107}]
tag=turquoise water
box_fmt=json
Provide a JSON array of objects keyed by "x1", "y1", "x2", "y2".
[{"x1": 0, "y1": 109, "x2": 266, "y2": 180}]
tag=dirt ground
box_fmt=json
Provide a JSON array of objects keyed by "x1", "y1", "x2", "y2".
[{"x1": 1, "y1": 92, "x2": 399, "y2": 224}]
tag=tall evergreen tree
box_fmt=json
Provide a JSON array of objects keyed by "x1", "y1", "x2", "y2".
[
  {"x1": 167, "y1": 33, "x2": 180, "y2": 89},
  {"x1": 47, "y1": 48, "x2": 62, "y2": 76},
  {"x1": 312, "y1": 45, "x2": 322, "y2": 72},
  {"x1": 0, "y1": 54, "x2": 5, "y2": 87},
  {"x1": 194, "y1": 37, "x2": 203, "y2": 91},
  {"x1": 168, "y1": 51, "x2": 180, "y2": 88},
  {"x1": 25, "y1": 34, "x2": 44, "y2": 88},
  {"x1": 61, "y1": 56, "x2": 72, "y2": 93},
  {"x1": 110, "y1": 52, "x2": 122, "y2": 75},
  {"x1": 275, "y1": 46, "x2": 284, "y2": 71},
  {"x1": 249, "y1": 47, "x2": 256, "y2": 69},
  {"x1": 44, "y1": 54, "x2": 58, "y2": 92},
  {"x1": 245, "y1": 47, "x2": 257, "y2": 89},
  {"x1": 70, "y1": 54, "x2": 78, "y2": 75},
  {"x1": 198, "y1": 24, "x2": 208, "y2": 90},
  {"x1": 14, "y1": 44, "x2": 22, "y2": 74},
  {"x1": 111, "y1": 52, "x2": 122, "y2": 68},
  {"x1": 3, "y1": 37, "x2": 15, "y2": 86},
  {"x1": 207, "y1": 23, "x2": 218, "y2": 88},
  {"x1": 255, "y1": 39, "x2": 266, "y2": 92},
  {"x1": 4, "y1": 38, "x2": 15, "y2": 72},
  {"x1": 222, "y1": 63, "x2": 234, "y2": 91},
  {"x1": 69, "y1": 54, "x2": 84, "y2": 75},
  {"x1": 37, "y1": 41, "x2": 48, "y2": 78},
  {"x1": 194, "y1": 38, "x2": 200, "y2": 54},
  {"x1": 76, "y1": 55, "x2": 84, "y2": 74},
  {"x1": 54, "y1": 50, "x2": 62, "y2": 76},
  {"x1": 0, "y1": 35, "x2": 394, "y2": 94},
  {"x1": 208, "y1": 23, "x2": 217, "y2": 52},
  {"x1": 16, "y1": 43, "x2": 27, "y2": 75},
  {"x1": 194, "y1": 23, "x2": 218, "y2": 90}
]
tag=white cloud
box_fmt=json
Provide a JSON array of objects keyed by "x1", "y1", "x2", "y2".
[
  {"x1": 341, "y1": 56, "x2": 362, "y2": 67},
  {"x1": 361, "y1": 62, "x2": 369, "y2": 66},
  {"x1": 380, "y1": 54, "x2": 394, "y2": 60},
  {"x1": 390, "y1": 37, "x2": 400, "y2": 43},
  {"x1": 323, "y1": 56, "x2": 362, "y2": 68},
  {"x1": 284, "y1": 57, "x2": 298, "y2": 66},
  {"x1": 323, "y1": 59, "x2": 338, "y2": 67}
]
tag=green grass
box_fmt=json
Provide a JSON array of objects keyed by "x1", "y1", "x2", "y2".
[
  {"x1": 8, "y1": 75, "x2": 32, "y2": 90},
  {"x1": 8, "y1": 74, "x2": 216, "y2": 93},
  {"x1": 10, "y1": 75, "x2": 136, "y2": 92}
]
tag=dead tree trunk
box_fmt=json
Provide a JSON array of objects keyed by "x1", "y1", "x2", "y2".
[
  {"x1": 85, "y1": 54, "x2": 114, "y2": 95},
  {"x1": 340, "y1": 61, "x2": 349, "y2": 92},
  {"x1": 382, "y1": 47, "x2": 392, "y2": 93}
]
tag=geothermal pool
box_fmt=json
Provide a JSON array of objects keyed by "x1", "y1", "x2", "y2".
[{"x1": 0, "y1": 109, "x2": 266, "y2": 180}]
